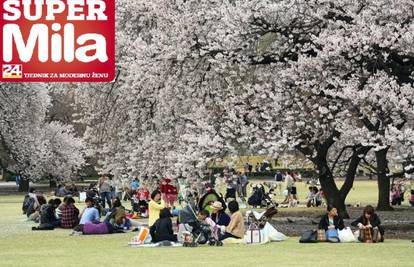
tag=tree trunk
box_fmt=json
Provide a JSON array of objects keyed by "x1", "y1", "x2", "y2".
[
  {"x1": 316, "y1": 161, "x2": 350, "y2": 219},
  {"x1": 376, "y1": 148, "x2": 393, "y2": 211},
  {"x1": 319, "y1": 172, "x2": 349, "y2": 218}
]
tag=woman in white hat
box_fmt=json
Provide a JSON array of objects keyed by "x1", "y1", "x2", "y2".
[{"x1": 210, "y1": 201, "x2": 231, "y2": 228}]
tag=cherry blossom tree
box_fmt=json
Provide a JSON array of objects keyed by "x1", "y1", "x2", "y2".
[
  {"x1": 0, "y1": 84, "x2": 85, "y2": 188},
  {"x1": 74, "y1": 0, "x2": 414, "y2": 217}
]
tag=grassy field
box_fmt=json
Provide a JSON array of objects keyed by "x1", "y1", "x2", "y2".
[{"x1": 0, "y1": 181, "x2": 413, "y2": 267}]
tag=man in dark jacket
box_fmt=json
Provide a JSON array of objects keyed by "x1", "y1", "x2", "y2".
[
  {"x1": 39, "y1": 198, "x2": 62, "y2": 228},
  {"x1": 150, "y1": 208, "x2": 177, "y2": 242}
]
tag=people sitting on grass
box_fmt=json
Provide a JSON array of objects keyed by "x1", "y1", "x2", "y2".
[
  {"x1": 23, "y1": 188, "x2": 41, "y2": 216},
  {"x1": 150, "y1": 207, "x2": 177, "y2": 242},
  {"x1": 220, "y1": 200, "x2": 245, "y2": 241},
  {"x1": 318, "y1": 205, "x2": 344, "y2": 242},
  {"x1": 351, "y1": 205, "x2": 384, "y2": 242},
  {"x1": 410, "y1": 190, "x2": 414, "y2": 207},
  {"x1": 86, "y1": 183, "x2": 99, "y2": 198},
  {"x1": 148, "y1": 190, "x2": 165, "y2": 227},
  {"x1": 27, "y1": 195, "x2": 47, "y2": 223},
  {"x1": 79, "y1": 197, "x2": 100, "y2": 225},
  {"x1": 23, "y1": 188, "x2": 47, "y2": 222},
  {"x1": 55, "y1": 184, "x2": 70, "y2": 197},
  {"x1": 306, "y1": 186, "x2": 322, "y2": 208},
  {"x1": 68, "y1": 183, "x2": 79, "y2": 197},
  {"x1": 33, "y1": 198, "x2": 62, "y2": 230},
  {"x1": 60, "y1": 196, "x2": 79, "y2": 229}
]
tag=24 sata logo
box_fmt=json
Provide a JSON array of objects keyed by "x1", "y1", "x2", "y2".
[{"x1": 0, "y1": 0, "x2": 115, "y2": 82}]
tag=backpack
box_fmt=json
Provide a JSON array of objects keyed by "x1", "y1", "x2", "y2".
[{"x1": 299, "y1": 230, "x2": 318, "y2": 243}]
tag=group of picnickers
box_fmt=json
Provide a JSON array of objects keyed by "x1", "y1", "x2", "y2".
[{"x1": 20, "y1": 169, "x2": 413, "y2": 245}]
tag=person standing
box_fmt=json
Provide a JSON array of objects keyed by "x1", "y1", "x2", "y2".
[
  {"x1": 244, "y1": 163, "x2": 250, "y2": 175},
  {"x1": 236, "y1": 172, "x2": 243, "y2": 198},
  {"x1": 284, "y1": 172, "x2": 294, "y2": 205},
  {"x1": 15, "y1": 172, "x2": 21, "y2": 186},
  {"x1": 255, "y1": 163, "x2": 260, "y2": 173},
  {"x1": 274, "y1": 171, "x2": 284, "y2": 195},
  {"x1": 240, "y1": 172, "x2": 248, "y2": 199},
  {"x1": 98, "y1": 176, "x2": 112, "y2": 209}
]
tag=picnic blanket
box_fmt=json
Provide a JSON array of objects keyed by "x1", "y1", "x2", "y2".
[{"x1": 128, "y1": 240, "x2": 183, "y2": 248}]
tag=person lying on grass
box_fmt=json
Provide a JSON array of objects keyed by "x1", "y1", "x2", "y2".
[
  {"x1": 219, "y1": 200, "x2": 245, "y2": 241},
  {"x1": 150, "y1": 208, "x2": 177, "y2": 242},
  {"x1": 318, "y1": 205, "x2": 344, "y2": 242},
  {"x1": 351, "y1": 205, "x2": 384, "y2": 243},
  {"x1": 79, "y1": 197, "x2": 100, "y2": 225}
]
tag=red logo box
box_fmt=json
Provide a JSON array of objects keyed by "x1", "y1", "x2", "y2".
[{"x1": 0, "y1": 0, "x2": 115, "y2": 82}]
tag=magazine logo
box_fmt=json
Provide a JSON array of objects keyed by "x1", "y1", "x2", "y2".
[
  {"x1": 0, "y1": 0, "x2": 115, "y2": 82},
  {"x1": 2, "y1": 64, "x2": 22, "y2": 78}
]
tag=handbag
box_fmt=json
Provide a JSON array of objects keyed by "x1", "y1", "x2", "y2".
[
  {"x1": 317, "y1": 229, "x2": 326, "y2": 242},
  {"x1": 326, "y1": 229, "x2": 340, "y2": 243},
  {"x1": 299, "y1": 230, "x2": 317, "y2": 243},
  {"x1": 245, "y1": 228, "x2": 262, "y2": 244}
]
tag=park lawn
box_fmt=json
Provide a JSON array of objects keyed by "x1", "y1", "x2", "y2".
[{"x1": 0, "y1": 193, "x2": 413, "y2": 267}]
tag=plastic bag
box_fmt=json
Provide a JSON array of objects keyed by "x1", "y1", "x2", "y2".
[
  {"x1": 338, "y1": 227, "x2": 355, "y2": 243},
  {"x1": 263, "y1": 222, "x2": 288, "y2": 242}
]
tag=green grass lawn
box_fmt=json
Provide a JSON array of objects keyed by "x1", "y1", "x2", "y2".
[{"x1": 0, "y1": 180, "x2": 413, "y2": 267}]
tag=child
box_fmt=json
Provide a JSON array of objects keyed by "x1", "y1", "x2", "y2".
[
  {"x1": 268, "y1": 188, "x2": 276, "y2": 200},
  {"x1": 313, "y1": 187, "x2": 322, "y2": 207},
  {"x1": 197, "y1": 209, "x2": 221, "y2": 246},
  {"x1": 391, "y1": 186, "x2": 402, "y2": 206},
  {"x1": 306, "y1": 186, "x2": 315, "y2": 208}
]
